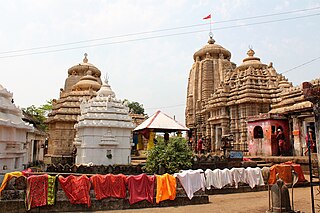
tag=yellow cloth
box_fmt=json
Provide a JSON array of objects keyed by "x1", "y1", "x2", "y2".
[
  {"x1": 137, "y1": 134, "x2": 144, "y2": 150},
  {"x1": 0, "y1": 171, "x2": 23, "y2": 194},
  {"x1": 156, "y1": 173, "x2": 176, "y2": 204},
  {"x1": 147, "y1": 131, "x2": 155, "y2": 150}
]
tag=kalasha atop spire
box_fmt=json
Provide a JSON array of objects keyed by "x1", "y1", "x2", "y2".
[{"x1": 83, "y1": 53, "x2": 88, "y2": 63}]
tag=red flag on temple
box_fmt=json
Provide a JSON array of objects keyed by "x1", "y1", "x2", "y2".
[{"x1": 203, "y1": 14, "x2": 211, "y2": 20}]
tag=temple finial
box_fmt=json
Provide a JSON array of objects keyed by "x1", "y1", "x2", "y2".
[
  {"x1": 247, "y1": 45, "x2": 255, "y2": 57},
  {"x1": 104, "y1": 73, "x2": 109, "y2": 84},
  {"x1": 83, "y1": 53, "x2": 88, "y2": 63},
  {"x1": 208, "y1": 32, "x2": 215, "y2": 44}
]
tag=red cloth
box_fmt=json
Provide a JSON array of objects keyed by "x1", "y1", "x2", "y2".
[
  {"x1": 90, "y1": 174, "x2": 127, "y2": 200},
  {"x1": 197, "y1": 139, "x2": 203, "y2": 151},
  {"x1": 26, "y1": 174, "x2": 48, "y2": 210},
  {"x1": 127, "y1": 174, "x2": 155, "y2": 205},
  {"x1": 58, "y1": 175, "x2": 91, "y2": 207}
]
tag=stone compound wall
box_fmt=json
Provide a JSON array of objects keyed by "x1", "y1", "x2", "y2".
[{"x1": 0, "y1": 174, "x2": 208, "y2": 213}]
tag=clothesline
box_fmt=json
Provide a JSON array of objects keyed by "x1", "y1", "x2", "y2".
[{"x1": 0, "y1": 164, "x2": 306, "y2": 211}]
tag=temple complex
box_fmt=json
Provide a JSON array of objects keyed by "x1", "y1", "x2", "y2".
[
  {"x1": 74, "y1": 77, "x2": 134, "y2": 165},
  {"x1": 0, "y1": 85, "x2": 32, "y2": 172},
  {"x1": 270, "y1": 79, "x2": 319, "y2": 156},
  {"x1": 45, "y1": 54, "x2": 102, "y2": 164},
  {"x1": 185, "y1": 36, "x2": 316, "y2": 156}
]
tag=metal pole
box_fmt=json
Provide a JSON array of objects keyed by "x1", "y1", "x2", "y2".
[
  {"x1": 268, "y1": 184, "x2": 271, "y2": 211},
  {"x1": 308, "y1": 132, "x2": 315, "y2": 213}
]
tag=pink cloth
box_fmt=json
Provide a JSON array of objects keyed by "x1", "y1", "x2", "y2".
[{"x1": 126, "y1": 174, "x2": 155, "y2": 205}]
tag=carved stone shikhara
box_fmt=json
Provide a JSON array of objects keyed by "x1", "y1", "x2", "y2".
[
  {"x1": 45, "y1": 54, "x2": 102, "y2": 164},
  {"x1": 185, "y1": 36, "x2": 317, "y2": 155}
]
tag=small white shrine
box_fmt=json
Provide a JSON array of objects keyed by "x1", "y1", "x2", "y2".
[
  {"x1": 74, "y1": 77, "x2": 135, "y2": 165},
  {"x1": 0, "y1": 85, "x2": 32, "y2": 172}
]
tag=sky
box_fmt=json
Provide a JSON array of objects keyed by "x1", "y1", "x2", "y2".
[{"x1": 1, "y1": 0, "x2": 320, "y2": 124}]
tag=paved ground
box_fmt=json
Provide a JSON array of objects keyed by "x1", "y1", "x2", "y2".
[{"x1": 95, "y1": 186, "x2": 318, "y2": 213}]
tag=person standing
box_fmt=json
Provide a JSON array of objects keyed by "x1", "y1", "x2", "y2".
[
  {"x1": 197, "y1": 137, "x2": 203, "y2": 154},
  {"x1": 304, "y1": 128, "x2": 316, "y2": 155},
  {"x1": 71, "y1": 145, "x2": 77, "y2": 164},
  {"x1": 276, "y1": 129, "x2": 285, "y2": 156}
]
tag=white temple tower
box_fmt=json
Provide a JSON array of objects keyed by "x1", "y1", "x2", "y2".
[
  {"x1": 0, "y1": 85, "x2": 32, "y2": 172},
  {"x1": 74, "y1": 77, "x2": 134, "y2": 165}
]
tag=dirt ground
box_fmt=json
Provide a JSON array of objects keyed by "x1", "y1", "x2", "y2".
[{"x1": 96, "y1": 186, "x2": 319, "y2": 213}]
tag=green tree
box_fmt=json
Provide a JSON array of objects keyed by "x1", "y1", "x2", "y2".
[
  {"x1": 23, "y1": 100, "x2": 53, "y2": 131},
  {"x1": 143, "y1": 137, "x2": 193, "y2": 174},
  {"x1": 123, "y1": 99, "x2": 145, "y2": 115}
]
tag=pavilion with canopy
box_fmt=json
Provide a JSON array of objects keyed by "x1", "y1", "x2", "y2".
[{"x1": 133, "y1": 110, "x2": 189, "y2": 150}]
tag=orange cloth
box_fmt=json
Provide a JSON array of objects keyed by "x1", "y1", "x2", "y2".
[
  {"x1": 0, "y1": 171, "x2": 23, "y2": 195},
  {"x1": 268, "y1": 162, "x2": 306, "y2": 184},
  {"x1": 156, "y1": 173, "x2": 176, "y2": 204}
]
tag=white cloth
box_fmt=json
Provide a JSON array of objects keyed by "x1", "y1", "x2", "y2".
[
  {"x1": 230, "y1": 167, "x2": 246, "y2": 188},
  {"x1": 244, "y1": 167, "x2": 265, "y2": 188},
  {"x1": 174, "y1": 169, "x2": 205, "y2": 199},
  {"x1": 205, "y1": 169, "x2": 219, "y2": 189},
  {"x1": 205, "y1": 168, "x2": 232, "y2": 189}
]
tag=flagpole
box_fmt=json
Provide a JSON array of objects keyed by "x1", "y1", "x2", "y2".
[
  {"x1": 203, "y1": 14, "x2": 213, "y2": 38},
  {"x1": 210, "y1": 16, "x2": 212, "y2": 34}
]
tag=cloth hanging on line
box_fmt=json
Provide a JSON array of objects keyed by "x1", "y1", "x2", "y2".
[
  {"x1": 0, "y1": 171, "x2": 23, "y2": 195},
  {"x1": 245, "y1": 167, "x2": 265, "y2": 188},
  {"x1": 58, "y1": 175, "x2": 91, "y2": 207},
  {"x1": 205, "y1": 168, "x2": 233, "y2": 189},
  {"x1": 25, "y1": 174, "x2": 48, "y2": 210},
  {"x1": 174, "y1": 169, "x2": 205, "y2": 200},
  {"x1": 47, "y1": 175, "x2": 56, "y2": 205},
  {"x1": 268, "y1": 162, "x2": 306, "y2": 185},
  {"x1": 230, "y1": 167, "x2": 246, "y2": 188},
  {"x1": 90, "y1": 174, "x2": 127, "y2": 200},
  {"x1": 127, "y1": 173, "x2": 155, "y2": 205},
  {"x1": 156, "y1": 173, "x2": 176, "y2": 204}
]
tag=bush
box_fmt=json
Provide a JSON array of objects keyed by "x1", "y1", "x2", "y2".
[{"x1": 143, "y1": 137, "x2": 193, "y2": 174}]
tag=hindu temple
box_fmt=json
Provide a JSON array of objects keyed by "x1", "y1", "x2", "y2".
[
  {"x1": 185, "y1": 35, "x2": 316, "y2": 156},
  {"x1": 0, "y1": 85, "x2": 32, "y2": 172},
  {"x1": 45, "y1": 54, "x2": 102, "y2": 164},
  {"x1": 74, "y1": 77, "x2": 135, "y2": 165}
]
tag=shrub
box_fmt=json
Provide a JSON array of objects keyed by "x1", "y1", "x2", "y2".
[{"x1": 143, "y1": 137, "x2": 193, "y2": 174}]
